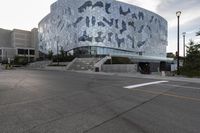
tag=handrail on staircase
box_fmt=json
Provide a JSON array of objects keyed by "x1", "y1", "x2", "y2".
[
  {"x1": 94, "y1": 56, "x2": 111, "y2": 71},
  {"x1": 65, "y1": 58, "x2": 77, "y2": 70}
]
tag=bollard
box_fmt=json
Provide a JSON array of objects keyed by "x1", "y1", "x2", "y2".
[{"x1": 161, "y1": 71, "x2": 166, "y2": 77}]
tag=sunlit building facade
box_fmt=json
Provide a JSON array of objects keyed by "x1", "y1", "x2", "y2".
[{"x1": 38, "y1": 0, "x2": 168, "y2": 58}]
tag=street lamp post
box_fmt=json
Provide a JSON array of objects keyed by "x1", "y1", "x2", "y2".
[
  {"x1": 176, "y1": 11, "x2": 181, "y2": 75},
  {"x1": 182, "y1": 32, "x2": 186, "y2": 58}
]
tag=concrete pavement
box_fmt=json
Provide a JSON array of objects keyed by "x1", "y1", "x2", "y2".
[
  {"x1": 0, "y1": 69, "x2": 200, "y2": 133},
  {"x1": 74, "y1": 70, "x2": 200, "y2": 83},
  {"x1": 27, "y1": 65, "x2": 200, "y2": 83}
]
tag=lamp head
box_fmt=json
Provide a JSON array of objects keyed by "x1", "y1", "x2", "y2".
[{"x1": 176, "y1": 11, "x2": 181, "y2": 17}]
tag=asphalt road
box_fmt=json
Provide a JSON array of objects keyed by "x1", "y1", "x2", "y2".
[{"x1": 0, "y1": 69, "x2": 200, "y2": 133}]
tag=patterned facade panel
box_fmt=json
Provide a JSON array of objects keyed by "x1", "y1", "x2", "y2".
[{"x1": 38, "y1": 0, "x2": 168, "y2": 57}]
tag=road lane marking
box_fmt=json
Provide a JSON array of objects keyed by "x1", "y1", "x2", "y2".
[
  {"x1": 163, "y1": 93, "x2": 200, "y2": 102},
  {"x1": 161, "y1": 84, "x2": 200, "y2": 90},
  {"x1": 130, "y1": 89, "x2": 200, "y2": 102},
  {"x1": 124, "y1": 81, "x2": 169, "y2": 89}
]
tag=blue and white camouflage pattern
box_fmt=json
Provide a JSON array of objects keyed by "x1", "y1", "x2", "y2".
[{"x1": 38, "y1": 0, "x2": 168, "y2": 57}]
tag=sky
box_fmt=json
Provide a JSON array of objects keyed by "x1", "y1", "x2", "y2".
[{"x1": 0, "y1": 0, "x2": 200, "y2": 55}]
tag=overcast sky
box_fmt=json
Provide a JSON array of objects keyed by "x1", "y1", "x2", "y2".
[{"x1": 0, "y1": 0, "x2": 199, "y2": 54}]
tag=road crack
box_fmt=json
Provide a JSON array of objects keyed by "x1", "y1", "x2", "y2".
[{"x1": 83, "y1": 88, "x2": 174, "y2": 133}]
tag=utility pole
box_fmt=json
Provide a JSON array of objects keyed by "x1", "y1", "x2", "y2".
[{"x1": 176, "y1": 11, "x2": 181, "y2": 75}]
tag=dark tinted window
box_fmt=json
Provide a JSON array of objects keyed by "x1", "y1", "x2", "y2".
[
  {"x1": 29, "y1": 50, "x2": 35, "y2": 55},
  {"x1": 18, "y1": 49, "x2": 28, "y2": 55}
]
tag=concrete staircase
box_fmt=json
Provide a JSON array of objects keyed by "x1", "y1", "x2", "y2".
[{"x1": 67, "y1": 58, "x2": 101, "y2": 71}]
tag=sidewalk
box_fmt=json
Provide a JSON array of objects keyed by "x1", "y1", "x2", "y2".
[
  {"x1": 74, "y1": 70, "x2": 200, "y2": 84},
  {"x1": 117, "y1": 72, "x2": 200, "y2": 83},
  {"x1": 24, "y1": 66, "x2": 200, "y2": 84}
]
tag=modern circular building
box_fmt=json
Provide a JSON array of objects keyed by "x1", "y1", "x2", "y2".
[{"x1": 38, "y1": 0, "x2": 168, "y2": 59}]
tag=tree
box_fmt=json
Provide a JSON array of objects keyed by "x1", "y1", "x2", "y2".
[
  {"x1": 196, "y1": 31, "x2": 200, "y2": 36},
  {"x1": 47, "y1": 50, "x2": 53, "y2": 60},
  {"x1": 167, "y1": 52, "x2": 175, "y2": 58},
  {"x1": 181, "y1": 40, "x2": 200, "y2": 77},
  {"x1": 60, "y1": 47, "x2": 66, "y2": 61}
]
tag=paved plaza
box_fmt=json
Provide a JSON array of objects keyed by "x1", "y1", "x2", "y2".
[{"x1": 0, "y1": 69, "x2": 200, "y2": 133}]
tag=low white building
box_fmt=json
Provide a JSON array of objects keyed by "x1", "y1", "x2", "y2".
[{"x1": 0, "y1": 28, "x2": 38, "y2": 62}]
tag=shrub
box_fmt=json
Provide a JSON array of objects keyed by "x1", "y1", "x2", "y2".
[{"x1": 14, "y1": 56, "x2": 29, "y2": 66}]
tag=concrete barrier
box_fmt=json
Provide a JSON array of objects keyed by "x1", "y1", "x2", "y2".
[
  {"x1": 45, "y1": 66, "x2": 66, "y2": 71},
  {"x1": 102, "y1": 64, "x2": 137, "y2": 73},
  {"x1": 28, "y1": 61, "x2": 51, "y2": 69}
]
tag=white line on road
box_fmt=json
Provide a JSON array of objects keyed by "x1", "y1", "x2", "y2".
[{"x1": 124, "y1": 81, "x2": 169, "y2": 89}]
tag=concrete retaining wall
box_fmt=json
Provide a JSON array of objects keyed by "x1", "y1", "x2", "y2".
[
  {"x1": 102, "y1": 64, "x2": 138, "y2": 73},
  {"x1": 45, "y1": 66, "x2": 66, "y2": 71},
  {"x1": 28, "y1": 61, "x2": 51, "y2": 68}
]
